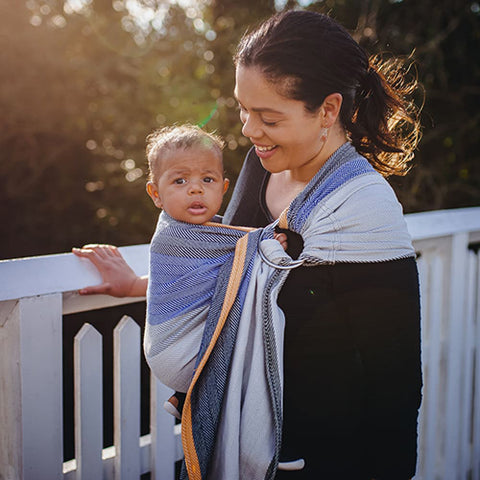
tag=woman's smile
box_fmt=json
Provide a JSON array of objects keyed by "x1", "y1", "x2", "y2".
[{"x1": 254, "y1": 144, "x2": 278, "y2": 159}]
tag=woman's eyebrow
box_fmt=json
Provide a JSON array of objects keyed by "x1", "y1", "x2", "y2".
[{"x1": 234, "y1": 95, "x2": 283, "y2": 114}]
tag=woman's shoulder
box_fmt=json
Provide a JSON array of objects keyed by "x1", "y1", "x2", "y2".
[{"x1": 314, "y1": 146, "x2": 403, "y2": 217}]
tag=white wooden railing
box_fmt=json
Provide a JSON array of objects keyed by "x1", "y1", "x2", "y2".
[{"x1": 1, "y1": 206, "x2": 480, "y2": 480}]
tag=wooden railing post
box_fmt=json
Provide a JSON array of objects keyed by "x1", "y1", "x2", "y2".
[{"x1": 0, "y1": 294, "x2": 63, "y2": 480}]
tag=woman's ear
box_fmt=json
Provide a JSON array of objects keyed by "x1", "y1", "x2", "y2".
[
  {"x1": 146, "y1": 182, "x2": 163, "y2": 209},
  {"x1": 223, "y1": 178, "x2": 230, "y2": 195},
  {"x1": 320, "y1": 93, "x2": 343, "y2": 128}
]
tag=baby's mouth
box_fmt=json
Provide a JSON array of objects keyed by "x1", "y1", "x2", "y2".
[{"x1": 188, "y1": 202, "x2": 207, "y2": 214}]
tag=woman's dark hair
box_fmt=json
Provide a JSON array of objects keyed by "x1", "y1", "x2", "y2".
[{"x1": 234, "y1": 10, "x2": 422, "y2": 176}]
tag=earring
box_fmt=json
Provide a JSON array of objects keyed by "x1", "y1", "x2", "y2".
[{"x1": 319, "y1": 127, "x2": 329, "y2": 143}]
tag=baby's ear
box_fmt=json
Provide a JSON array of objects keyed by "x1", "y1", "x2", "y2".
[
  {"x1": 146, "y1": 182, "x2": 163, "y2": 209},
  {"x1": 223, "y1": 178, "x2": 230, "y2": 194}
]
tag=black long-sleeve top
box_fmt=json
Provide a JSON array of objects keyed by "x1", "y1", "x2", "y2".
[{"x1": 223, "y1": 147, "x2": 422, "y2": 480}]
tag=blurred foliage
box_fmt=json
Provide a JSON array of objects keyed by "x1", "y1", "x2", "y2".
[{"x1": 0, "y1": 0, "x2": 479, "y2": 259}]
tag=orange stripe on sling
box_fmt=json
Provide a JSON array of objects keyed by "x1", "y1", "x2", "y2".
[
  {"x1": 278, "y1": 208, "x2": 289, "y2": 229},
  {"x1": 204, "y1": 221, "x2": 255, "y2": 233},
  {"x1": 182, "y1": 232, "x2": 250, "y2": 480}
]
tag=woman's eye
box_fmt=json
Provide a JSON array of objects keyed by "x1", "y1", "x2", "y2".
[
  {"x1": 174, "y1": 178, "x2": 186, "y2": 184},
  {"x1": 262, "y1": 119, "x2": 277, "y2": 127}
]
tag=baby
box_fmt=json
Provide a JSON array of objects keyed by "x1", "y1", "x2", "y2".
[{"x1": 145, "y1": 124, "x2": 287, "y2": 419}]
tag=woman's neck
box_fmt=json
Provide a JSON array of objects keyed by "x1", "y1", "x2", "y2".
[{"x1": 265, "y1": 173, "x2": 304, "y2": 220}]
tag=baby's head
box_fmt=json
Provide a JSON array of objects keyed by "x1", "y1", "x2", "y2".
[{"x1": 146, "y1": 124, "x2": 229, "y2": 224}]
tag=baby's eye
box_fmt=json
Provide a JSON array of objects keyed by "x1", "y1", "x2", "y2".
[
  {"x1": 203, "y1": 177, "x2": 214, "y2": 183},
  {"x1": 174, "y1": 178, "x2": 186, "y2": 184}
]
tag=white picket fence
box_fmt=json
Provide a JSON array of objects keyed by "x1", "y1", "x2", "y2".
[
  {"x1": 0, "y1": 206, "x2": 480, "y2": 480},
  {"x1": 0, "y1": 245, "x2": 182, "y2": 480},
  {"x1": 64, "y1": 316, "x2": 181, "y2": 480}
]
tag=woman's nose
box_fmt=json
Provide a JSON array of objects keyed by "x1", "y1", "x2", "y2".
[{"x1": 241, "y1": 115, "x2": 262, "y2": 139}]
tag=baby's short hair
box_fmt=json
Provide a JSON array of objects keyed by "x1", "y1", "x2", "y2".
[{"x1": 146, "y1": 124, "x2": 224, "y2": 182}]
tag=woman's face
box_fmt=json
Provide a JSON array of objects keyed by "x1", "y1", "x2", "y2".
[{"x1": 234, "y1": 65, "x2": 329, "y2": 181}]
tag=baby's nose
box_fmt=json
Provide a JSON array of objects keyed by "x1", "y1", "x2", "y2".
[{"x1": 188, "y1": 181, "x2": 204, "y2": 194}]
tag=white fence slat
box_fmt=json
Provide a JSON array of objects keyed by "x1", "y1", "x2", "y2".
[
  {"x1": 74, "y1": 323, "x2": 103, "y2": 480},
  {"x1": 459, "y1": 251, "x2": 477, "y2": 476},
  {"x1": 417, "y1": 251, "x2": 445, "y2": 480},
  {"x1": 444, "y1": 232, "x2": 470, "y2": 480},
  {"x1": 150, "y1": 375, "x2": 176, "y2": 480},
  {"x1": 114, "y1": 316, "x2": 141, "y2": 480},
  {"x1": 473, "y1": 252, "x2": 480, "y2": 480}
]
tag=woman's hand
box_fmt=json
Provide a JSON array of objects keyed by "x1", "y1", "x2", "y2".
[{"x1": 72, "y1": 244, "x2": 148, "y2": 297}]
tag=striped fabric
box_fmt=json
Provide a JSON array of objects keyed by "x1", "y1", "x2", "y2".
[{"x1": 144, "y1": 142, "x2": 415, "y2": 480}]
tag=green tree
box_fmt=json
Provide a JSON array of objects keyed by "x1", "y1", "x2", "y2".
[
  {"x1": 0, "y1": 0, "x2": 225, "y2": 258},
  {"x1": 1, "y1": 0, "x2": 479, "y2": 260},
  {"x1": 310, "y1": 0, "x2": 480, "y2": 211}
]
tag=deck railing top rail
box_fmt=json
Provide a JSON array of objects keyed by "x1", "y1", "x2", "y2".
[{"x1": 1, "y1": 206, "x2": 479, "y2": 306}]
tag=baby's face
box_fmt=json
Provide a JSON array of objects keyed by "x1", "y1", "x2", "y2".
[{"x1": 147, "y1": 147, "x2": 229, "y2": 224}]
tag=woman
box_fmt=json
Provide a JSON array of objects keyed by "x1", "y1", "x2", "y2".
[{"x1": 74, "y1": 10, "x2": 422, "y2": 480}]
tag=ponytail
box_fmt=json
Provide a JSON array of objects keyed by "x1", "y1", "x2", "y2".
[{"x1": 344, "y1": 55, "x2": 422, "y2": 177}]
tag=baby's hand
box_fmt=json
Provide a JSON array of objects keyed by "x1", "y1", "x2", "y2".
[
  {"x1": 72, "y1": 244, "x2": 146, "y2": 297},
  {"x1": 273, "y1": 232, "x2": 288, "y2": 251}
]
